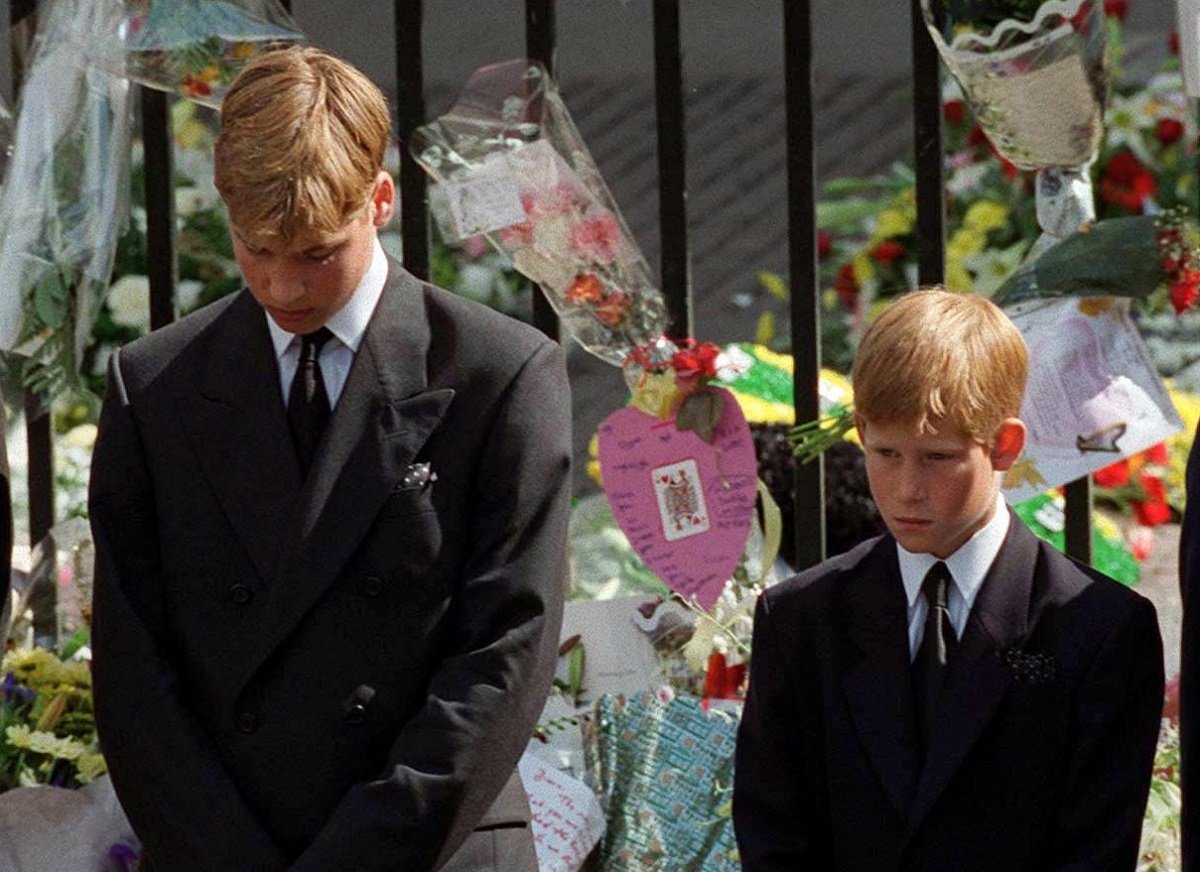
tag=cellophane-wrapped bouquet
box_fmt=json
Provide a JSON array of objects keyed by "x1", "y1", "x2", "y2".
[{"x1": 412, "y1": 60, "x2": 667, "y2": 367}]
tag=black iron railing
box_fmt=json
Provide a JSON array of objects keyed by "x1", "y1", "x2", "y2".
[{"x1": 2, "y1": 0, "x2": 1100, "y2": 621}]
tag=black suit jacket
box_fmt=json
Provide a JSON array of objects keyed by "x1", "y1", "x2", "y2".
[
  {"x1": 1180, "y1": 428, "x2": 1200, "y2": 871},
  {"x1": 89, "y1": 261, "x2": 571, "y2": 871},
  {"x1": 734, "y1": 515, "x2": 1163, "y2": 871}
]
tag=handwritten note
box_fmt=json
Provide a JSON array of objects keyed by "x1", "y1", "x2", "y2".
[
  {"x1": 519, "y1": 751, "x2": 606, "y2": 872},
  {"x1": 598, "y1": 388, "x2": 757, "y2": 610}
]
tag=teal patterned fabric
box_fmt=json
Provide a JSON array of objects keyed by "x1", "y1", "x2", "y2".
[{"x1": 585, "y1": 692, "x2": 740, "y2": 871}]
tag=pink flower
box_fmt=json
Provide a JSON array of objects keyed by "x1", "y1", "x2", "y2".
[
  {"x1": 461, "y1": 235, "x2": 490, "y2": 259},
  {"x1": 569, "y1": 213, "x2": 622, "y2": 264}
]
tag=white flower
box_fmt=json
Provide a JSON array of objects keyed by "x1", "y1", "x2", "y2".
[
  {"x1": 62, "y1": 424, "x2": 97, "y2": 450},
  {"x1": 964, "y1": 240, "x2": 1029, "y2": 295},
  {"x1": 175, "y1": 186, "x2": 219, "y2": 217},
  {"x1": 177, "y1": 279, "x2": 204, "y2": 313},
  {"x1": 1104, "y1": 91, "x2": 1158, "y2": 164},
  {"x1": 106, "y1": 275, "x2": 150, "y2": 329}
]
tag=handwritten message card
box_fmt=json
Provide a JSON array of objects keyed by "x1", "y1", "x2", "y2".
[
  {"x1": 597, "y1": 388, "x2": 757, "y2": 610},
  {"x1": 519, "y1": 751, "x2": 606, "y2": 872}
]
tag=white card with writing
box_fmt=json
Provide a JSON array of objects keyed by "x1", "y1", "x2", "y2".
[
  {"x1": 519, "y1": 751, "x2": 606, "y2": 872},
  {"x1": 440, "y1": 157, "x2": 526, "y2": 238}
]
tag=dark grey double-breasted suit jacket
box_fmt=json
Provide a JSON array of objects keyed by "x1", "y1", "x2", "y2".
[
  {"x1": 89, "y1": 260, "x2": 570, "y2": 871},
  {"x1": 734, "y1": 516, "x2": 1163, "y2": 871}
]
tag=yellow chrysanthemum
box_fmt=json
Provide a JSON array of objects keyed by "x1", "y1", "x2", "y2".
[
  {"x1": 874, "y1": 207, "x2": 914, "y2": 240},
  {"x1": 945, "y1": 257, "x2": 973, "y2": 293},
  {"x1": 852, "y1": 253, "x2": 876, "y2": 286},
  {"x1": 729, "y1": 391, "x2": 794, "y2": 425},
  {"x1": 75, "y1": 753, "x2": 108, "y2": 784},
  {"x1": 962, "y1": 200, "x2": 1009, "y2": 235},
  {"x1": 947, "y1": 227, "x2": 988, "y2": 259}
]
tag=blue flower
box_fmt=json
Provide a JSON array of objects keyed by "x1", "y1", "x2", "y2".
[{"x1": 0, "y1": 671, "x2": 34, "y2": 705}]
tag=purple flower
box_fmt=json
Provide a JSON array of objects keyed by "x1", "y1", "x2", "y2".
[
  {"x1": 105, "y1": 842, "x2": 140, "y2": 872},
  {"x1": 0, "y1": 671, "x2": 34, "y2": 705}
]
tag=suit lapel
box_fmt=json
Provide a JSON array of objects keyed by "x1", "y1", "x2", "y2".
[
  {"x1": 842, "y1": 538, "x2": 922, "y2": 820},
  {"x1": 902, "y1": 511, "x2": 1038, "y2": 839},
  {"x1": 178, "y1": 292, "x2": 302, "y2": 586},
  {"x1": 241, "y1": 263, "x2": 455, "y2": 688}
]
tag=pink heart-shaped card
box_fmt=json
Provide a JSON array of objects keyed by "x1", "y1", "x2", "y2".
[{"x1": 597, "y1": 387, "x2": 757, "y2": 610}]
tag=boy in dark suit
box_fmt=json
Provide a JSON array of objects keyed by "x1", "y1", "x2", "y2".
[
  {"x1": 89, "y1": 47, "x2": 570, "y2": 871},
  {"x1": 734, "y1": 289, "x2": 1163, "y2": 871}
]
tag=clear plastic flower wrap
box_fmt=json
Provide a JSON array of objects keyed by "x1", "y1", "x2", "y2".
[
  {"x1": 85, "y1": 0, "x2": 304, "y2": 108},
  {"x1": 412, "y1": 60, "x2": 668, "y2": 368},
  {"x1": 922, "y1": 0, "x2": 1107, "y2": 244},
  {"x1": 0, "y1": 0, "x2": 133, "y2": 398}
]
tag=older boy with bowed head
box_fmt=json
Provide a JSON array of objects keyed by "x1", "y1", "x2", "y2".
[
  {"x1": 89, "y1": 47, "x2": 571, "y2": 871},
  {"x1": 733, "y1": 289, "x2": 1164, "y2": 871}
]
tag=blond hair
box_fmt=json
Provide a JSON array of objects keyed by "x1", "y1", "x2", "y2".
[
  {"x1": 215, "y1": 46, "x2": 391, "y2": 243},
  {"x1": 852, "y1": 288, "x2": 1028, "y2": 443}
]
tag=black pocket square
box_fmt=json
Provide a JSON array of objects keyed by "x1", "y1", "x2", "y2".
[
  {"x1": 998, "y1": 648, "x2": 1057, "y2": 684},
  {"x1": 398, "y1": 462, "x2": 436, "y2": 491}
]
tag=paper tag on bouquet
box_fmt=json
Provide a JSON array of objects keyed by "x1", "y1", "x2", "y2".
[
  {"x1": 597, "y1": 387, "x2": 756, "y2": 610},
  {"x1": 436, "y1": 151, "x2": 528, "y2": 238},
  {"x1": 1001, "y1": 297, "x2": 1183, "y2": 504}
]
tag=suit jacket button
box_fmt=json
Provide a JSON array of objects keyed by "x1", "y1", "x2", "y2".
[
  {"x1": 363, "y1": 576, "x2": 383, "y2": 597},
  {"x1": 230, "y1": 584, "x2": 252, "y2": 605},
  {"x1": 237, "y1": 711, "x2": 258, "y2": 733},
  {"x1": 347, "y1": 704, "x2": 367, "y2": 724}
]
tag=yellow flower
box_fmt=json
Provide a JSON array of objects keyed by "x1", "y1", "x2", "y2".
[
  {"x1": 947, "y1": 227, "x2": 987, "y2": 258},
  {"x1": 199, "y1": 64, "x2": 222, "y2": 84},
  {"x1": 231, "y1": 42, "x2": 257, "y2": 60},
  {"x1": 75, "y1": 753, "x2": 108, "y2": 784},
  {"x1": 729, "y1": 391, "x2": 794, "y2": 425},
  {"x1": 963, "y1": 200, "x2": 1009, "y2": 235},
  {"x1": 874, "y1": 207, "x2": 913, "y2": 240},
  {"x1": 25, "y1": 730, "x2": 86, "y2": 761},
  {"x1": 5, "y1": 724, "x2": 33, "y2": 749},
  {"x1": 945, "y1": 256, "x2": 973, "y2": 293},
  {"x1": 852, "y1": 254, "x2": 876, "y2": 286}
]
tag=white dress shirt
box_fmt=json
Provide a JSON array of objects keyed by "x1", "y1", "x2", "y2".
[
  {"x1": 897, "y1": 492, "x2": 1010, "y2": 660},
  {"x1": 267, "y1": 238, "x2": 388, "y2": 409}
]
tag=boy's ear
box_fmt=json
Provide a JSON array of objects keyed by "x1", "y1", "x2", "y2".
[
  {"x1": 990, "y1": 418, "x2": 1026, "y2": 471},
  {"x1": 853, "y1": 412, "x2": 867, "y2": 443},
  {"x1": 370, "y1": 170, "x2": 396, "y2": 227}
]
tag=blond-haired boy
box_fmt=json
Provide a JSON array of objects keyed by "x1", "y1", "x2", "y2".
[
  {"x1": 734, "y1": 289, "x2": 1163, "y2": 871},
  {"x1": 91, "y1": 47, "x2": 569, "y2": 871}
]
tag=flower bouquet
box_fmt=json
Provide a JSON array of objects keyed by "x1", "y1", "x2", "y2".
[
  {"x1": 922, "y1": 0, "x2": 1108, "y2": 247},
  {"x1": 94, "y1": 0, "x2": 304, "y2": 108},
  {"x1": 0, "y1": 0, "x2": 133, "y2": 400},
  {"x1": 0, "y1": 647, "x2": 104, "y2": 791},
  {"x1": 412, "y1": 60, "x2": 667, "y2": 368}
]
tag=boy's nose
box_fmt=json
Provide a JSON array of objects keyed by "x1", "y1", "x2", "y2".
[{"x1": 897, "y1": 465, "x2": 927, "y2": 501}]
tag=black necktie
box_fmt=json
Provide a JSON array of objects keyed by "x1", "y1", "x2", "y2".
[
  {"x1": 286, "y1": 327, "x2": 334, "y2": 473},
  {"x1": 913, "y1": 561, "x2": 957, "y2": 752}
]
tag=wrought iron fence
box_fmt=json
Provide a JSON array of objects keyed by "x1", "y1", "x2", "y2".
[{"x1": 2, "y1": 0, "x2": 1102, "y2": 633}]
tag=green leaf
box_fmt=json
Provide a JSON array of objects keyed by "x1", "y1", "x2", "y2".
[
  {"x1": 675, "y1": 388, "x2": 724, "y2": 443},
  {"x1": 32, "y1": 273, "x2": 68, "y2": 330},
  {"x1": 993, "y1": 216, "x2": 1163, "y2": 305}
]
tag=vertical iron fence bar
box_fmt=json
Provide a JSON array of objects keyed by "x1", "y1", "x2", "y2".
[
  {"x1": 525, "y1": 0, "x2": 561, "y2": 341},
  {"x1": 395, "y1": 0, "x2": 429, "y2": 281},
  {"x1": 652, "y1": 0, "x2": 691, "y2": 340},
  {"x1": 142, "y1": 87, "x2": 177, "y2": 330},
  {"x1": 910, "y1": 0, "x2": 944, "y2": 285},
  {"x1": 783, "y1": 0, "x2": 825, "y2": 569},
  {"x1": 1063, "y1": 478, "x2": 1092, "y2": 562},
  {"x1": 11, "y1": 0, "x2": 51, "y2": 553}
]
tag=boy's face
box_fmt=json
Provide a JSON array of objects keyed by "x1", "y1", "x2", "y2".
[
  {"x1": 857, "y1": 415, "x2": 1025, "y2": 559},
  {"x1": 232, "y1": 171, "x2": 395, "y2": 335}
]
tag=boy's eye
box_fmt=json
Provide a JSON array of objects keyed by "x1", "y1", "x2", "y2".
[{"x1": 305, "y1": 245, "x2": 341, "y2": 262}]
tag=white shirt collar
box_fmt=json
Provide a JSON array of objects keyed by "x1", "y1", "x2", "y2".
[
  {"x1": 266, "y1": 237, "x2": 388, "y2": 358},
  {"x1": 897, "y1": 491, "x2": 1010, "y2": 615}
]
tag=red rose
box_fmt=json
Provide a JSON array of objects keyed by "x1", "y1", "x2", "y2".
[
  {"x1": 870, "y1": 240, "x2": 907, "y2": 266},
  {"x1": 703, "y1": 652, "x2": 728, "y2": 700},
  {"x1": 967, "y1": 124, "x2": 988, "y2": 148},
  {"x1": 593, "y1": 290, "x2": 631, "y2": 326},
  {"x1": 1103, "y1": 0, "x2": 1127, "y2": 21},
  {"x1": 1100, "y1": 150, "x2": 1156, "y2": 213},
  {"x1": 1145, "y1": 442, "x2": 1170, "y2": 465},
  {"x1": 1156, "y1": 118, "x2": 1186, "y2": 146},
  {"x1": 943, "y1": 99, "x2": 966, "y2": 125},
  {"x1": 817, "y1": 230, "x2": 834, "y2": 260},
  {"x1": 1169, "y1": 31, "x2": 1180, "y2": 56},
  {"x1": 566, "y1": 273, "x2": 605, "y2": 305},
  {"x1": 833, "y1": 263, "x2": 858, "y2": 310},
  {"x1": 1092, "y1": 459, "x2": 1130, "y2": 489},
  {"x1": 1170, "y1": 275, "x2": 1200, "y2": 314},
  {"x1": 1134, "y1": 500, "x2": 1172, "y2": 526}
]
